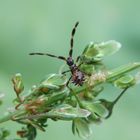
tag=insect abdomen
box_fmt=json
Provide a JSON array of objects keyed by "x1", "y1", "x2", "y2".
[{"x1": 72, "y1": 70, "x2": 85, "y2": 86}]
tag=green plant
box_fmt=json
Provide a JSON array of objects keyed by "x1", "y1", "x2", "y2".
[{"x1": 0, "y1": 40, "x2": 140, "y2": 140}]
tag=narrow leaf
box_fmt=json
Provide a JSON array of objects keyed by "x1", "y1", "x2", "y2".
[{"x1": 47, "y1": 104, "x2": 91, "y2": 120}]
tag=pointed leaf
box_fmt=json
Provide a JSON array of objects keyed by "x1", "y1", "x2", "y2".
[
  {"x1": 82, "y1": 101, "x2": 109, "y2": 118},
  {"x1": 47, "y1": 104, "x2": 91, "y2": 120},
  {"x1": 81, "y1": 40, "x2": 121, "y2": 62},
  {"x1": 12, "y1": 73, "x2": 24, "y2": 94},
  {"x1": 99, "y1": 99, "x2": 114, "y2": 119},
  {"x1": 80, "y1": 64, "x2": 95, "y2": 75},
  {"x1": 46, "y1": 87, "x2": 70, "y2": 106},
  {"x1": 72, "y1": 118, "x2": 92, "y2": 139},
  {"x1": 94, "y1": 40, "x2": 121, "y2": 58},
  {"x1": 39, "y1": 74, "x2": 67, "y2": 90}
]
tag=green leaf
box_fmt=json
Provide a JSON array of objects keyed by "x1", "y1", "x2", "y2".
[
  {"x1": 25, "y1": 124, "x2": 37, "y2": 140},
  {"x1": 100, "y1": 87, "x2": 129, "y2": 119},
  {"x1": 47, "y1": 104, "x2": 91, "y2": 120},
  {"x1": 80, "y1": 63, "x2": 95, "y2": 75},
  {"x1": 72, "y1": 118, "x2": 92, "y2": 139},
  {"x1": 87, "y1": 114, "x2": 102, "y2": 124},
  {"x1": 0, "y1": 128, "x2": 10, "y2": 139},
  {"x1": 17, "y1": 125, "x2": 37, "y2": 140},
  {"x1": 94, "y1": 40, "x2": 121, "y2": 58},
  {"x1": 114, "y1": 75, "x2": 136, "y2": 89},
  {"x1": 99, "y1": 99, "x2": 114, "y2": 119},
  {"x1": 45, "y1": 87, "x2": 70, "y2": 106},
  {"x1": 27, "y1": 120, "x2": 45, "y2": 132},
  {"x1": 39, "y1": 74, "x2": 67, "y2": 90},
  {"x1": 81, "y1": 40, "x2": 121, "y2": 63},
  {"x1": 12, "y1": 73, "x2": 24, "y2": 94},
  {"x1": 82, "y1": 101, "x2": 109, "y2": 118}
]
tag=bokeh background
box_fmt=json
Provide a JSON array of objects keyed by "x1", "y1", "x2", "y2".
[{"x1": 0, "y1": 0, "x2": 140, "y2": 140}]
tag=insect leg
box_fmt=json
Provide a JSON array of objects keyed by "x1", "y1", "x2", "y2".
[
  {"x1": 66, "y1": 76, "x2": 72, "y2": 86},
  {"x1": 61, "y1": 70, "x2": 71, "y2": 74},
  {"x1": 76, "y1": 56, "x2": 84, "y2": 67},
  {"x1": 76, "y1": 56, "x2": 80, "y2": 63},
  {"x1": 78, "y1": 62, "x2": 83, "y2": 67}
]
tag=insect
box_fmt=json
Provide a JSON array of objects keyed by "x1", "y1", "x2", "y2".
[{"x1": 29, "y1": 22, "x2": 85, "y2": 86}]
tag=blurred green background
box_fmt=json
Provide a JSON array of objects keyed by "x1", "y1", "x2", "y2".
[{"x1": 0, "y1": 0, "x2": 140, "y2": 140}]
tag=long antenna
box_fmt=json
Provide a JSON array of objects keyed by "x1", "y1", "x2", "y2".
[
  {"x1": 29, "y1": 52, "x2": 66, "y2": 61},
  {"x1": 69, "y1": 22, "x2": 79, "y2": 57}
]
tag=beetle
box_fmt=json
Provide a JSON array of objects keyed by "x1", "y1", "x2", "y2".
[{"x1": 29, "y1": 22, "x2": 85, "y2": 86}]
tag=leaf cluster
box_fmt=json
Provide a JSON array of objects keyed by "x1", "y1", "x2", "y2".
[{"x1": 0, "y1": 40, "x2": 140, "y2": 139}]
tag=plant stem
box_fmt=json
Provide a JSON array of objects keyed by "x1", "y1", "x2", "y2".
[
  {"x1": 74, "y1": 62, "x2": 140, "y2": 94},
  {"x1": 107, "y1": 62, "x2": 140, "y2": 80},
  {"x1": 112, "y1": 87, "x2": 129, "y2": 105},
  {"x1": 0, "y1": 109, "x2": 26, "y2": 123}
]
